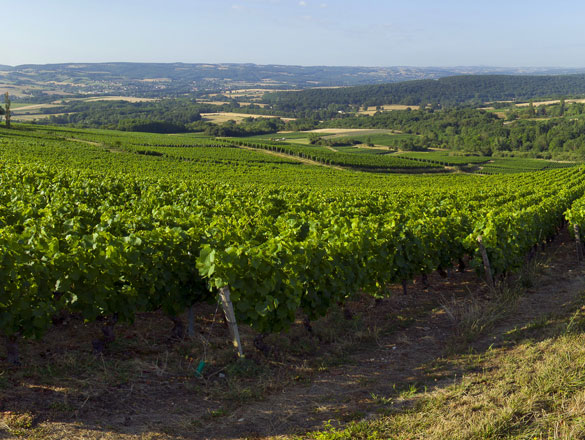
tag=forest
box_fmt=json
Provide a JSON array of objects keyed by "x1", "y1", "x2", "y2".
[
  {"x1": 262, "y1": 74, "x2": 585, "y2": 114},
  {"x1": 321, "y1": 103, "x2": 585, "y2": 159}
]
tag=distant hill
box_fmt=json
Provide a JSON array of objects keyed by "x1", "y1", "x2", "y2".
[
  {"x1": 4, "y1": 62, "x2": 463, "y2": 87},
  {"x1": 2, "y1": 63, "x2": 585, "y2": 101},
  {"x1": 262, "y1": 74, "x2": 585, "y2": 112}
]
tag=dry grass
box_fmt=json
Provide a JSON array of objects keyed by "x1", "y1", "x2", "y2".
[
  {"x1": 11, "y1": 104, "x2": 61, "y2": 112},
  {"x1": 308, "y1": 128, "x2": 398, "y2": 135},
  {"x1": 238, "y1": 102, "x2": 268, "y2": 108},
  {"x1": 299, "y1": 234, "x2": 585, "y2": 440},
  {"x1": 357, "y1": 104, "x2": 420, "y2": 115},
  {"x1": 307, "y1": 329, "x2": 585, "y2": 440},
  {"x1": 46, "y1": 81, "x2": 76, "y2": 86},
  {"x1": 139, "y1": 78, "x2": 171, "y2": 83},
  {"x1": 12, "y1": 113, "x2": 72, "y2": 122},
  {"x1": 196, "y1": 100, "x2": 267, "y2": 107},
  {"x1": 440, "y1": 283, "x2": 521, "y2": 347},
  {"x1": 11, "y1": 102, "x2": 69, "y2": 122},
  {"x1": 201, "y1": 112, "x2": 295, "y2": 123},
  {"x1": 196, "y1": 100, "x2": 231, "y2": 106},
  {"x1": 515, "y1": 98, "x2": 585, "y2": 107},
  {"x1": 0, "y1": 84, "x2": 33, "y2": 97},
  {"x1": 82, "y1": 96, "x2": 158, "y2": 103},
  {"x1": 224, "y1": 88, "x2": 296, "y2": 95},
  {"x1": 47, "y1": 96, "x2": 158, "y2": 105}
]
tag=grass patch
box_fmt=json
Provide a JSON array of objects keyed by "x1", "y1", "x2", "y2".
[
  {"x1": 441, "y1": 282, "x2": 521, "y2": 347},
  {"x1": 325, "y1": 133, "x2": 415, "y2": 147},
  {"x1": 300, "y1": 292, "x2": 585, "y2": 440}
]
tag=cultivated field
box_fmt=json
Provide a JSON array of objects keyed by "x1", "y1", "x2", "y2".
[
  {"x1": 357, "y1": 104, "x2": 421, "y2": 115},
  {"x1": 201, "y1": 112, "x2": 295, "y2": 123},
  {"x1": 81, "y1": 96, "x2": 158, "y2": 103},
  {"x1": 11, "y1": 112, "x2": 70, "y2": 122},
  {"x1": 309, "y1": 128, "x2": 400, "y2": 135},
  {"x1": 515, "y1": 98, "x2": 585, "y2": 107}
]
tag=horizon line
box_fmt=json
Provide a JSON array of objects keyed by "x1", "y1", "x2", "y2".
[{"x1": 3, "y1": 62, "x2": 585, "y2": 70}]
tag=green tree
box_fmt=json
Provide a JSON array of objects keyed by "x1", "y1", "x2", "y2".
[{"x1": 527, "y1": 100, "x2": 535, "y2": 118}]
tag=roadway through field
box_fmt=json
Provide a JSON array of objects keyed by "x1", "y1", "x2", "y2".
[
  {"x1": 236, "y1": 144, "x2": 346, "y2": 170},
  {"x1": 67, "y1": 137, "x2": 126, "y2": 153}
]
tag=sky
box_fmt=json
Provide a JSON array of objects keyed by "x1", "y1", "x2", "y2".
[{"x1": 4, "y1": 0, "x2": 585, "y2": 67}]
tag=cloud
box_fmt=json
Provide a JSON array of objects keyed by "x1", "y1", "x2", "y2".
[
  {"x1": 320, "y1": 3, "x2": 327, "y2": 7},
  {"x1": 299, "y1": 1, "x2": 307, "y2": 6},
  {"x1": 232, "y1": 4, "x2": 243, "y2": 10}
]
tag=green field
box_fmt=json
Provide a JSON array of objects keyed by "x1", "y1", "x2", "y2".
[
  {"x1": 331, "y1": 145, "x2": 392, "y2": 155},
  {"x1": 326, "y1": 132, "x2": 416, "y2": 146}
]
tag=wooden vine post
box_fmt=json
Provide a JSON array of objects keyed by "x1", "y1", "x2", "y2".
[
  {"x1": 219, "y1": 286, "x2": 244, "y2": 358},
  {"x1": 401, "y1": 280, "x2": 408, "y2": 296},
  {"x1": 574, "y1": 224, "x2": 584, "y2": 263},
  {"x1": 477, "y1": 235, "x2": 495, "y2": 290}
]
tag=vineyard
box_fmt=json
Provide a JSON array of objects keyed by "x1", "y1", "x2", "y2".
[{"x1": 1, "y1": 124, "x2": 585, "y2": 366}]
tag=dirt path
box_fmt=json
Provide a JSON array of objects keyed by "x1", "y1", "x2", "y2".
[
  {"x1": 236, "y1": 144, "x2": 345, "y2": 170},
  {"x1": 67, "y1": 137, "x2": 125, "y2": 153},
  {"x1": 67, "y1": 137, "x2": 102, "y2": 147},
  {"x1": 195, "y1": 229, "x2": 585, "y2": 439}
]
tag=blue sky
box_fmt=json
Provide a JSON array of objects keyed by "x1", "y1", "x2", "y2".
[{"x1": 5, "y1": 0, "x2": 585, "y2": 67}]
